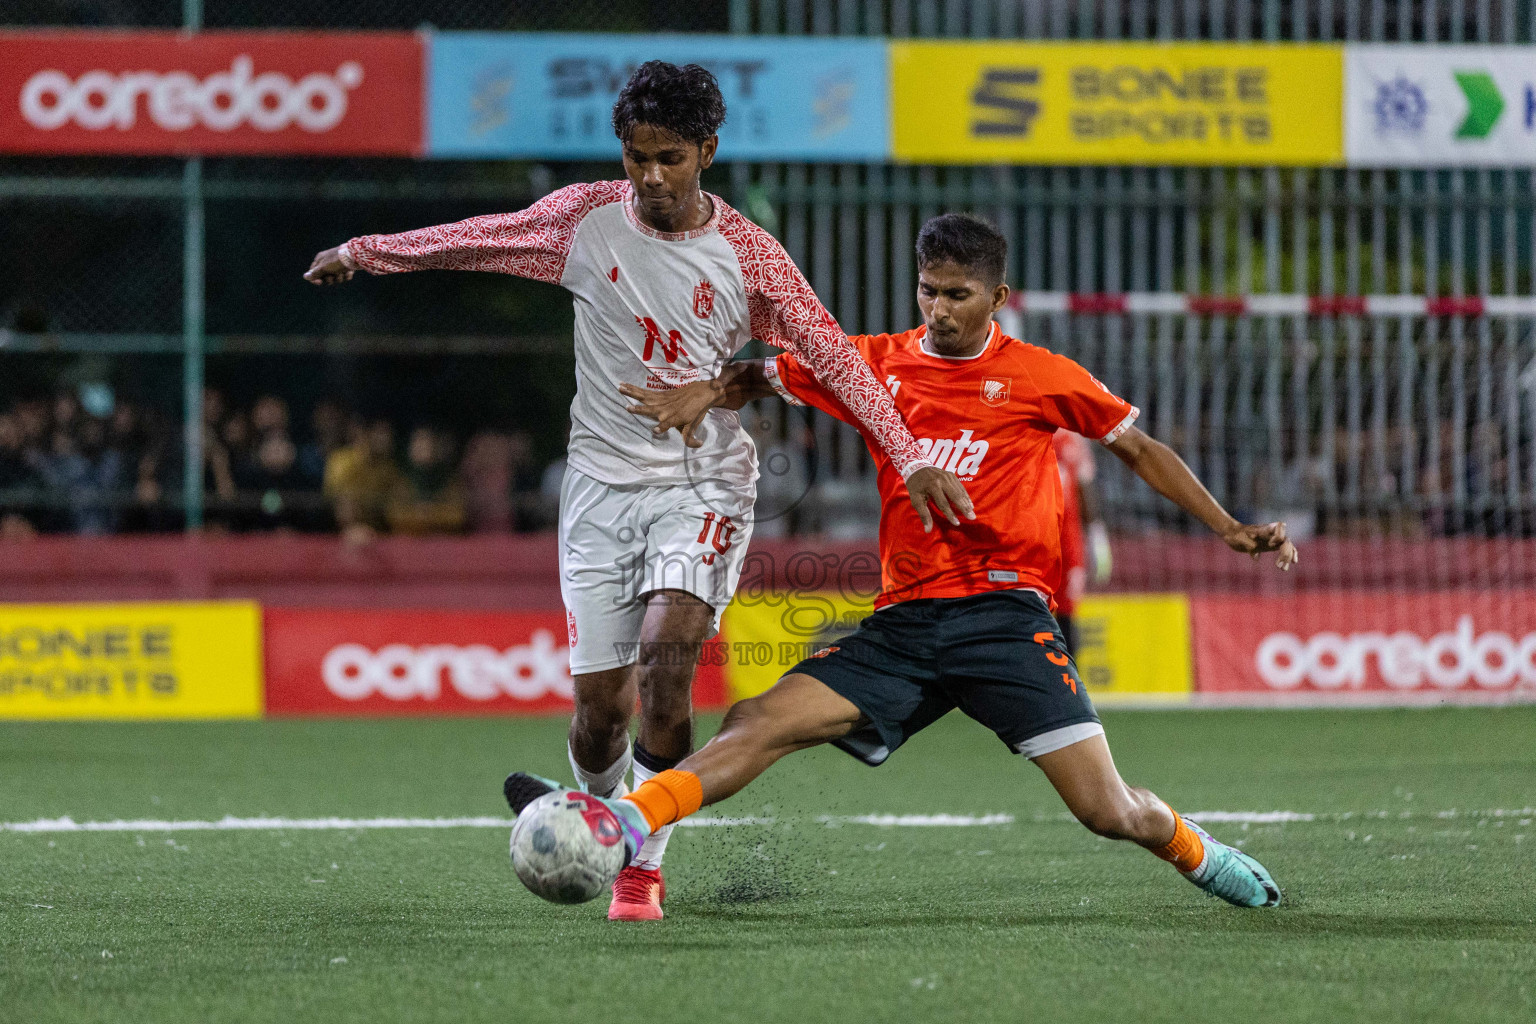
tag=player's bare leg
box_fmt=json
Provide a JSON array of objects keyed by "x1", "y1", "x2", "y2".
[
  {"x1": 567, "y1": 665, "x2": 638, "y2": 797},
  {"x1": 669, "y1": 673, "x2": 863, "y2": 804},
  {"x1": 1032, "y1": 735, "x2": 1281, "y2": 907},
  {"x1": 631, "y1": 589, "x2": 716, "y2": 764},
  {"x1": 606, "y1": 588, "x2": 719, "y2": 920},
  {"x1": 506, "y1": 673, "x2": 859, "y2": 852}
]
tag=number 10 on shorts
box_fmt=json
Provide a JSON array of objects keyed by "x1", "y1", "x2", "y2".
[{"x1": 696, "y1": 513, "x2": 737, "y2": 564}]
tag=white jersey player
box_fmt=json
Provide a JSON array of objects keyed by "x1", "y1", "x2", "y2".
[{"x1": 305, "y1": 61, "x2": 972, "y2": 921}]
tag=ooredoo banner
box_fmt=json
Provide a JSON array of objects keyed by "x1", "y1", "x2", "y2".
[
  {"x1": 0, "y1": 31, "x2": 423, "y2": 156},
  {"x1": 1192, "y1": 592, "x2": 1536, "y2": 703},
  {"x1": 264, "y1": 607, "x2": 726, "y2": 716}
]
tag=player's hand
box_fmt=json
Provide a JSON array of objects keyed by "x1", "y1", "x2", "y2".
[
  {"x1": 618, "y1": 379, "x2": 721, "y2": 449},
  {"x1": 1222, "y1": 521, "x2": 1299, "y2": 571},
  {"x1": 905, "y1": 466, "x2": 976, "y2": 533},
  {"x1": 304, "y1": 245, "x2": 354, "y2": 286}
]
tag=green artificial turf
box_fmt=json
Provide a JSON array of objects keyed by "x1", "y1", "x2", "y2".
[{"x1": 2, "y1": 707, "x2": 1533, "y2": 1023}]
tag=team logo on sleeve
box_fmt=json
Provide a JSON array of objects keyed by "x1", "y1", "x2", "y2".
[
  {"x1": 692, "y1": 280, "x2": 715, "y2": 319},
  {"x1": 980, "y1": 377, "x2": 1012, "y2": 407}
]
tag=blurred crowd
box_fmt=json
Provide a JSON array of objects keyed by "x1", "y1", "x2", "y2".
[
  {"x1": 0, "y1": 388, "x2": 562, "y2": 539},
  {"x1": 5, "y1": 383, "x2": 1528, "y2": 541}
]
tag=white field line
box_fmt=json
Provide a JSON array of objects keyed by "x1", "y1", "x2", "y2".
[{"x1": 2, "y1": 808, "x2": 1533, "y2": 835}]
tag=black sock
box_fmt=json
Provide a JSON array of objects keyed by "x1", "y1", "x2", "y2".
[{"x1": 633, "y1": 741, "x2": 681, "y2": 775}]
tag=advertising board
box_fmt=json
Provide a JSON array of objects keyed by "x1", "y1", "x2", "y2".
[
  {"x1": 1346, "y1": 45, "x2": 1536, "y2": 166},
  {"x1": 720, "y1": 591, "x2": 1193, "y2": 704},
  {"x1": 1192, "y1": 592, "x2": 1536, "y2": 703},
  {"x1": 264, "y1": 607, "x2": 727, "y2": 716},
  {"x1": 428, "y1": 33, "x2": 888, "y2": 160},
  {"x1": 891, "y1": 41, "x2": 1343, "y2": 165},
  {"x1": 0, "y1": 602, "x2": 262, "y2": 720},
  {"x1": 1072, "y1": 594, "x2": 1193, "y2": 704},
  {"x1": 0, "y1": 31, "x2": 423, "y2": 156}
]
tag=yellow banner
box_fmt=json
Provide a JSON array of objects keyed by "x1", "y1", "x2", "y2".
[
  {"x1": 891, "y1": 42, "x2": 1343, "y2": 165},
  {"x1": 0, "y1": 602, "x2": 263, "y2": 720},
  {"x1": 722, "y1": 592, "x2": 1191, "y2": 704},
  {"x1": 1072, "y1": 594, "x2": 1192, "y2": 704},
  {"x1": 721, "y1": 593, "x2": 875, "y2": 702}
]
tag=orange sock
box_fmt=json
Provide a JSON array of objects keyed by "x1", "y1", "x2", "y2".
[
  {"x1": 1150, "y1": 805, "x2": 1207, "y2": 874},
  {"x1": 622, "y1": 769, "x2": 703, "y2": 831}
]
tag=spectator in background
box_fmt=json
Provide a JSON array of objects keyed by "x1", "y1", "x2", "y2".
[
  {"x1": 250, "y1": 394, "x2": 289, "y2": 437},
  {"x1": 460, "y1": 430, "x2": 515, "y2": 533},
  {"x1": 0, "y1": 412, "x2": 41, "y2": 537},
  {"x1": 324, "y1": 417, "x2": 400, "y2": 540},
  {"x1": 507, "y1": 429, "x2": 544, "y2": 531},
  {"x1": 14, "y1": 398, "x2": 49, "y2": 454},
  {"x1": 37, "y1": 415, "x2": 124, "y2": 535},
  {"x1": 51, "y1": 391, "x2": 81, "y2": 445},
  {"x1": 221, "y1": 408, "x2": 254, "y2": 471},
  {"x1": 387, "y1": 426, "x2": 466, "y2": 535},
  {"x1": 238, "y1": 429, "x2": 313, "y2": 532},
  {"x1": 298, "y1": 399, "x2": 346, "y2": 489}
]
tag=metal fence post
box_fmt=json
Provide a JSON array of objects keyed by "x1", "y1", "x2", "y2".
[
  {"x1": 181, "y1": 0, "x2": 205, "y2": 531},
  {"x1": 182, "y1": 158, "x2": 205, "y2": 532}
]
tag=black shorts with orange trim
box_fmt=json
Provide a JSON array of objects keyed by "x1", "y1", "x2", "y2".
[{"x1": 787, "y1": 590, "x2": 1103, "y2": 766}]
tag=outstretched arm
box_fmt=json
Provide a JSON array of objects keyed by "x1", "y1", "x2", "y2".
[
  {"x1": 304, "y1": 180, "x2": 627, "y2": 287},
  {"x1": 1106, "y1": 427, "x2": 1298, "y2": 570}
]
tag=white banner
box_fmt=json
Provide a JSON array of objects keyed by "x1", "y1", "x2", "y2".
[{"x1": 1346, "y1": 45, "x2": 1536, "y2": 166}]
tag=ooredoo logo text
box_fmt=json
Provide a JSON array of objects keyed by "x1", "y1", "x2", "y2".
[
  {"x1": 320, "y1": 631, "x2": 573, "y2": 702},
  {"x1": 1255, "y1": 616, "x2": 1536, "y2": 691},
  {"x1": 20, "y1": 56, "x2": 365, "y2": 134}
]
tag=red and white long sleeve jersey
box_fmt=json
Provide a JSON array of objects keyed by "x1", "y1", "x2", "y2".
[{"x1": 341, "y1": 181, "x2": 930, "y2": 490}]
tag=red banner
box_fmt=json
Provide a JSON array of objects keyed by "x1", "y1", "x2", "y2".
[
  {"x1": 0, "y1": 31, "x2": 423, "y2": 156},
  {"x1": 264, "y1": 607, "x2": 726, "y2": 716},
  {"x1": 1192, "y1": 591, "x2": 1536, "y2": 703}
]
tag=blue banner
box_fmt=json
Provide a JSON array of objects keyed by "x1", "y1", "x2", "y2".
[{"x1": 428, "y1": 33, "x2": 889, "y2": 161}]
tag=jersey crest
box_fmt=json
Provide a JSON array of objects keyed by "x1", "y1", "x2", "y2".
[
  {"x1": 981, "y1": 377, "x2": 1012, "y2": 407},
  {"x1": 693, "y1": 279, "x2": 715, "y2": 319}
]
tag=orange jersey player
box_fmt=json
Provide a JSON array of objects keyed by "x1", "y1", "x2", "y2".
[
  {"x1": 761, "y1": 319, "x2": 1131, "y2": 610},
  {"x1": 1051, "y1": 429, "x2": 1110, "y2": 654},
  {"x1": 509, "y1": 213, "x2": 1297, "y2": 911}
]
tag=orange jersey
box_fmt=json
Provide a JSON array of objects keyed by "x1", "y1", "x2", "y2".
[
  {"x1": 770, "y1": 322, "x2": 1136, "y2": 609},
  {"x1": 1051, "y1": 431, "x2": 1096, "y2": 614}
]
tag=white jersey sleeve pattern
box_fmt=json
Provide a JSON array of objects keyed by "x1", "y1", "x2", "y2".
[
  {"x1": 715, "y1": 207, "x2": 932, "y2": 479},
  {"x1": 340, "y1": 180, "x2": 630, "y2": 284}
]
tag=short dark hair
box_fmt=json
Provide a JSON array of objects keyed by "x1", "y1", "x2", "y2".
[
  {"x1": 612, "y1": 61, "x2": 727, "y2": 146},
  {"x1": 915, "y1": 214, "x2": 1008, "y2": 286}
]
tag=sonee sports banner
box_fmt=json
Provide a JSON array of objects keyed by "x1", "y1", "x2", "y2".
[
  {"x1": 890, "y1": 41, "x2": 1344, "y2": 166},
  {"x1": 0, "y1": 602, "x2": 262, "y2": 720}
]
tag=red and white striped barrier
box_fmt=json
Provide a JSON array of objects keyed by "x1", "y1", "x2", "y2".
[{"x1": 1007, "y1": 292, "x2": 1536, "y2": 317}]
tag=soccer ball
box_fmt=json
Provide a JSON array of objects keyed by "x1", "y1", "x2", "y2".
[{"x1": 509, "y1": 790, "x2": 627, "y2": 904}]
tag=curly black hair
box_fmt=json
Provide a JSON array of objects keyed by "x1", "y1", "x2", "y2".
[
  {"x1": 915, "y1": 213, "x2": 1008, "y2": 286},
  {"x1": 611, "y1": 61, "x2": 727, "y2": 146}
]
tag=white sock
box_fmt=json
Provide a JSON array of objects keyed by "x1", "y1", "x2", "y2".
[
  {"x1": 568, "y1": 739, "x2": 631, "y2": 800},
  {"x1": 630, "y1": 754, "x2": 675, "y2": 872}
]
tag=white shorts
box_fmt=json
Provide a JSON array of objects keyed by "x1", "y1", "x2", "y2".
[{"x1": 558, "y1": 466, "x2": 755, "y2": 675}]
